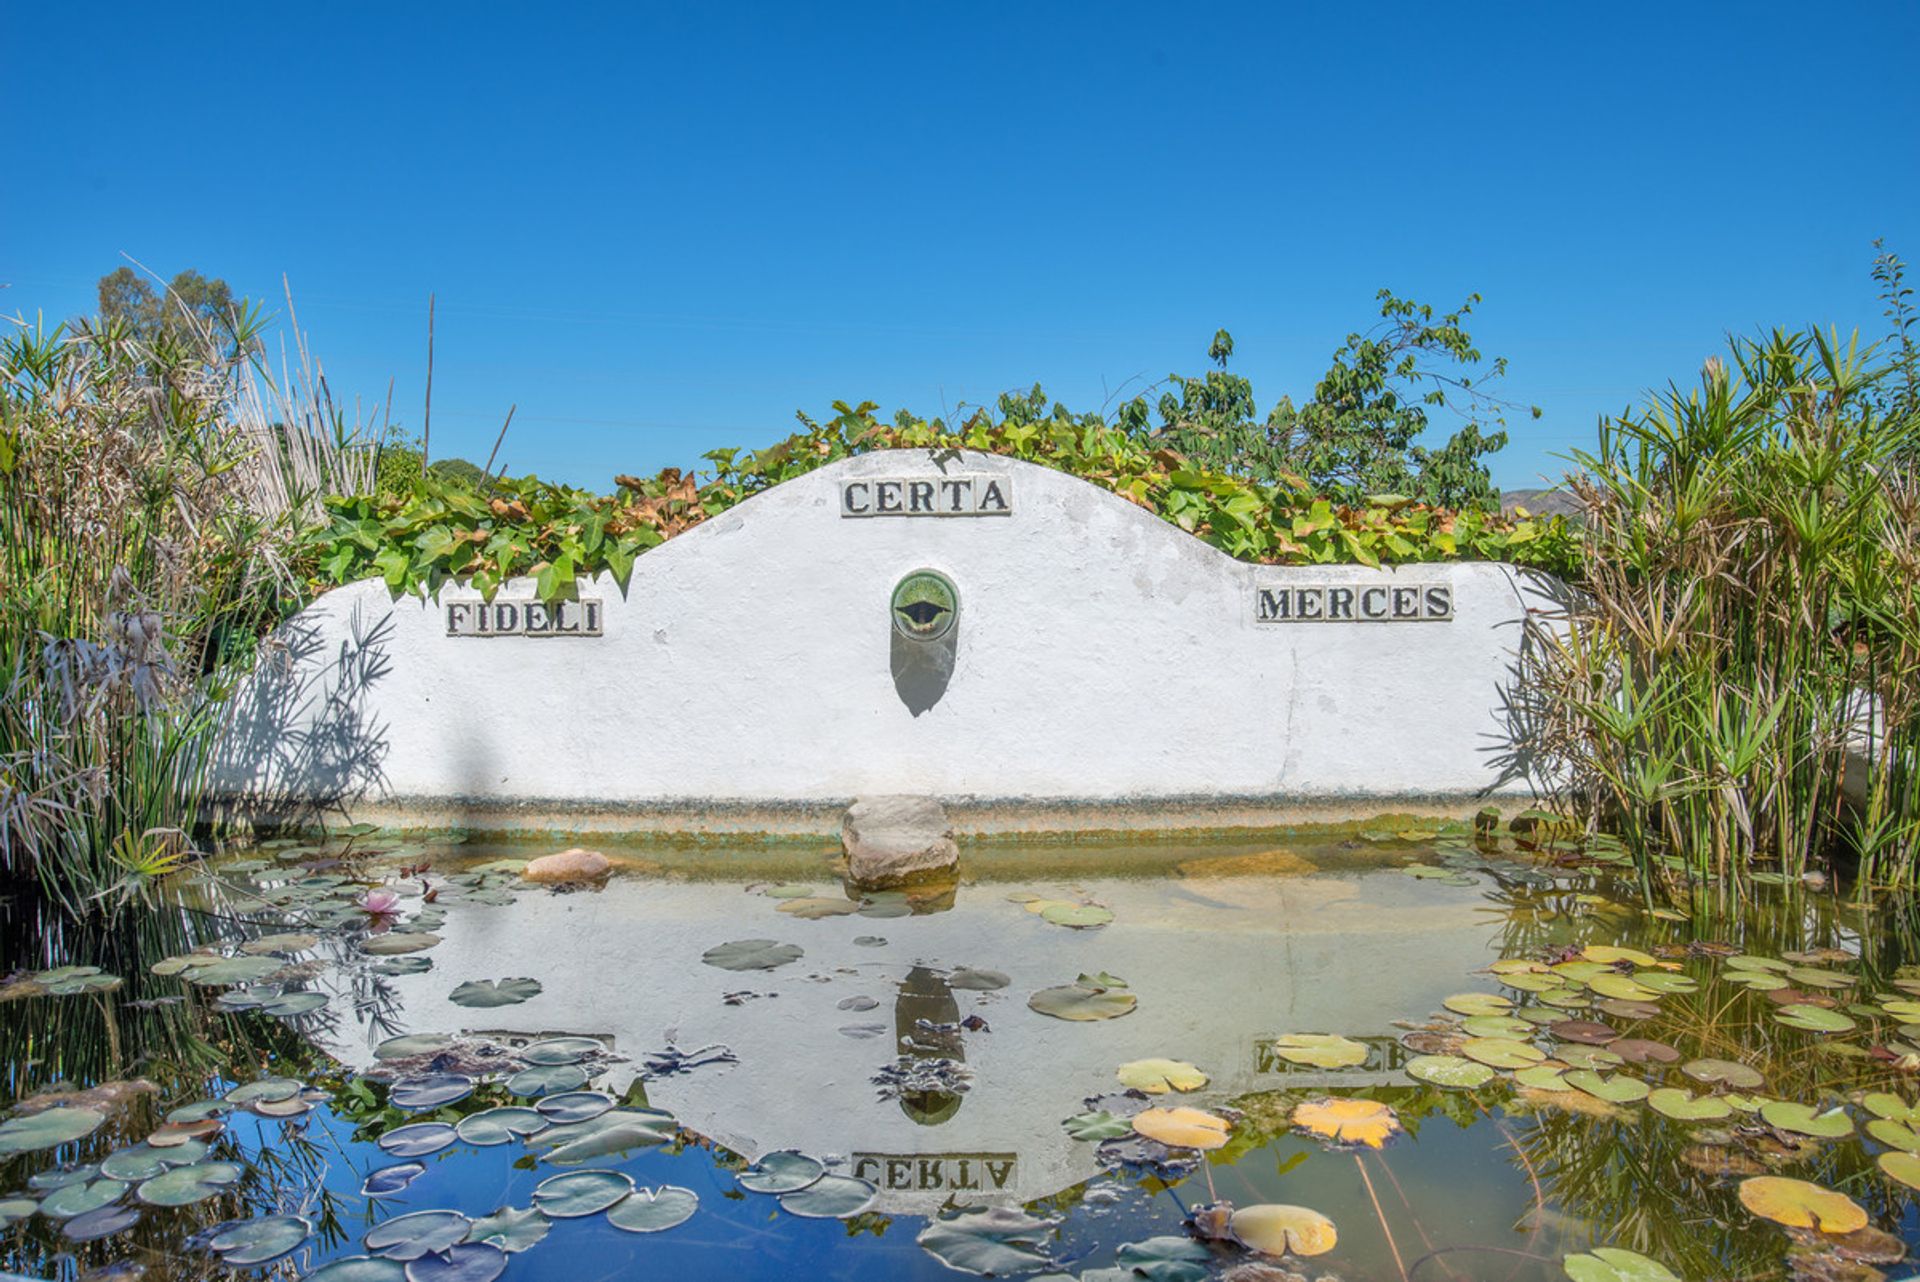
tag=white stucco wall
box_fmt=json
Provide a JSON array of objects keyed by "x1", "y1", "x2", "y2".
[{"x1": 212, "y1": 450, "x2": 1564, "y2": 827}]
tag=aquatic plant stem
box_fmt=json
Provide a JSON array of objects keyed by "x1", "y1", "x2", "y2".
[{"x1": 1355, "y1": 1152, "x2": 1410, "y2": 1282}]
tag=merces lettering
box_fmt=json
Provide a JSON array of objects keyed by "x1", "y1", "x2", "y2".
[{"x1": 1254, "y1": 583, "x2": 1455, "y2": 624}]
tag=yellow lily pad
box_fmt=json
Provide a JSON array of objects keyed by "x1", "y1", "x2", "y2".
[
  {"x1": 1115, "y1": 1059, "x2": 1209, "y2": 1094},
  {"x1": 1291, "y1": 1097, "x2": 1401, "y2": 1148},
  {"x1": 1131, "y1": 1107, "x2": 1230, "y2": 1150},
  {"x1": 1736, "y1": 1176, "x2": 1867, "y2": 1232},
  {"x1": 1229, "y1": 1203, "x2": 1337, "y2": 1257}
]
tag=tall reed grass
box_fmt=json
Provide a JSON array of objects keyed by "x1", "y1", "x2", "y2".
[
  {"x1": 0, "y1": 282, "x2": 379, "y2": 918},
  {"x1": 1524, "y1": 324, "x2": 1920, "y2": 897}
]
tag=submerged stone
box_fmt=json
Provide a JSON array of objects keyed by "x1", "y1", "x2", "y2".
[
  {"x1": 842, "y1": 795, "x2": 958, "y2": 888},
  {"x1": 522, "y1": 848, "x2": 611, "y2": 884}
]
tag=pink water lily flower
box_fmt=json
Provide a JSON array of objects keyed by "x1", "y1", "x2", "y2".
[{"x1": 358, "y1": 888, "x2": 401, "y2": 916}]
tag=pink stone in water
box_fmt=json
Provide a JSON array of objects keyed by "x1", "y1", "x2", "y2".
[{"x1": 523, "y1": 848, "x2": 612, "y2": 884}]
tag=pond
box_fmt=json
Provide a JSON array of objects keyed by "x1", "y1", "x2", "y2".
[{"x1": 6, "y1": 825, "x2": 1920, "y2": 1281}]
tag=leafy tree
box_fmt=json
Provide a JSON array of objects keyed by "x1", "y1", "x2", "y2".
[
  {"x1": 1127, "y1": 291, "x2": 1536, "y2": 509},
  {"x1": 97, "y1": 267, "x2": 243, "y2": 349}
]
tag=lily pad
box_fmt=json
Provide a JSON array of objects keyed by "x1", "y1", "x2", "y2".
[
  {"x1": 1680, "y1": 1058, "x2": 1764, "y2": 1089},
  {"x1": 1867, "y1": 1118, "x2": 1920, "y2": 1151},
  {"x1": 226, "y1": 1077, "x2": 302, "y2": 1105},
  {"x1": 1442, "y1": 992, "x2": 1513, "y2": 1017},
  {"x1": 701, "y1": 939, "x2": 803, "y2": 971},
  {"x1": 449, "y1": 978, "x2": 543, "y2": 1008},
  {"x1": 1040, "y1": 903, "x2": 1113, "y2": 929},
  {"x1": 40, "y1": 1178, "x2": 128, "y2": 1219},
  {"x1": 0, "y1": 1198, "x2": 37, "y2": 1228},
  {"x1": 507, "y1": 1064, "x2": 589, "y2": 1097},
  {"x1": 361, "y1": 933, "x2": 441, "y2": 956},
  {"x1": 1132, "y1": 1107, "x2": 1232, "y2": 1150},
  {"x1": 535, "y1": 1091, "x2": 615, "y2": 1124},
  {"x1": 519, "y1": 1036, "x2": 602, "y2": 1065},
  {"x1": 1228, "y1": 1203, "x2": 1338, "y2": 1257},
  {"x1": 363, "y1": 1162, "x2": 428, "y2": 1197},
  {"x1": 457, "y1": 1107, "x2": 548, "y2": 1146},
  {"x1": 1775, "y1": 1004, "x2": 1855, "y2": 1033},
  {"x1": 1063, "y1": 1110, "x2": 1135, "y2": 1141},
  {"x1": 1291, "y1": 1097, "x2": 1401, "y2": 1147},
  {"x1": 62, "y1": 1203, "x2": 140, "y2": 1242},
  {"x1": 301, "y1": 1258, "x2": 408, "y2": 1282},
  {"x1": 776, "y1": 896, "x2": 860, "y2": 919},
  {"x1": 391, "y1": 1072, "x2": 474, "y2": 1111},
  {"x1": 1581, "y1": 945, "x2": 1657, "y2": 967},
  {"x1": 1462, "y1": 1037, "x2": 1545, "y2": 1069},
  {"x1": 779, "y1": 1173, "x2": 877, "y2": 1219},
  {"x1": 1406, "y1": 1055, "x2": 1496, "y2": 1089},
  {"x1": 374, "y1": 1033, "x2": 454, "y2": 1061},
  {"x1": 917, "y1": 1207, "x2": 1059, "y2": 1275},
  {"x1": 1565, "y1": 1071, "x2": 1649, "y2": 1103},
  {"x1": 948, "y1": 968, "x2": 1011, "y2": 991},
  {"x1": 403, "y1": 1243, "x2": 508, "y2": 1282},
  {"x1": 1647, "y1": 1088, "x2": 1732, "y2": 1122},
  {"x1": 210, "y1": 1214, "x2": 311, "y2": 1266},
  {"x1": 532, "y1": 1168, "x2": 635, "y2": 1217},
  {"x1": 1562, "y1": 1247, "x2": 1680, "y2": 1282},
  {"x1": 1116, "y1": 1058, "x2": 1208, "y2": 1093},
  {"x1": 378, "y1": 1122, "x2": 459, "y2": 1158},
  {"x1": 1736, "y1": 1175, "x2": 1867, "y2": 1232},
  {"x1": 1028, "y1": 983, "x2": 1137, "y2": 1022},
  {"x1": 1878, "y1": 1149, "x2": 1920, "y2": 1190},
  {"x1": 1114, "y1": 1235, "x2": 1211, "y2": 1282},
  {"x1": 533, "y1": 1109, "x2": 676, "y2": 1164},
  {"x1": 1759, "y1": 1101, "x2": 1853, "y2": 1138},
  {"x1": 1515, "y1": 1065, "x2": 1573, "y2": 1091},
  {"x1": 366, "y1": 1210, "x2": 476, "y2": 1260},
  {"x1": 261, "y1": 990, "x2": 330, "y2": 1017},
  {"x1": 466, "y1": 1205, "x2": 550, "y2": 1253},
  {"x1": 1269, "y1": 1033, "x2": 1369, "y2": 1069},
  {"x1": 0, "y1": 1107, "x2": 106, "y2": 1155},
  {"x1": 605, "y1": 1185, "x2": 699, "y2": 1233},
  {"x1": 136, "y1": 1160, "x2": 244, "y2": 1206},
  {"x1": 737, "y1": 1149, "x2": 825, "y2": 1194}
]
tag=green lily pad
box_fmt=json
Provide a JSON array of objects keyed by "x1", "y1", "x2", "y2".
[
  {"x1": 779, "y1": 1174, "x2": 877, "y2": 1219},
  {"x1": 1116, "y1": 1059, "x2": 1208, "y2": 1093},
  {"x1": 917, "y1": 1206, "x2": 1058, "y2": 1275},
  {"x1": 1680, "y1": 1059, "x2": 1764, "y2": 1089},
  {"x1": 1879, "y1": 1150, "x2": 1920, "y2": 1190},
  {"x1": 606, "y1": 1185, "x2": 699, "y2": 1233},
  {"x1": 1759, "y1": 1101, "x2": 1853, "y2": 1138},
  {"x1": 361, "y1": 932, "x2": 440, "y2": 956},
  {"x1": 1562, "y1": 1246, "x2": 1680, "y2": 1282},
  {"x1": 35, "y1": 966, "x2": 123, "y2": 996},
  {"x1": 405, "y1": 1244, "x2": 508, "y2": 1282},
  {"x1": 378, "y1": 1122, "x2": 459, "y2": 1158},
  {"x1": 738, "y1": 1150, "x2": 824, "y2": 1194},
  {"x1": 0, "y1": 1198, "x2": 38, "y2": 1228},
  {"x1": 532, "y1": 1109, "x2": 676, "y2": 1164},
  {"x1": 1028, "y1": 983, "x2": 1137, "y2": 1022},
  {"x1": 466, "y1": 1205, "x2": 550, "y2": 1253},
  {"x1": 1775, "y1": 1005, "x2": 1854, "y2": 1033},
  {"x1": 1442, "y1": 992, "x2": 1513, "y2": 1017},
  {"x1": 1867, "y1": 1118, "x2": 1920, "y2": 1151},
  {"x1": 1565, "y1": 1071, "x2": 1649, "y2": 1103},
  {"x1": 62, "y1": 1203, "x2": 140, "y2": 1242},
  {"x1": 1647, "y1": 1088, "x2": 1732, "y2": 1121},
  {"x1": 374, "y1": 1034, "x2": 454, "y2": 1061},
  {"x1": 535, "y1": 1091, "x2": 615, "y2": 1124},
  {"x1": 1406, "y1": 1055, "x2": 1496, "y2": 1088},
  {"x1": 507, "y1": 1064, "x2": 588, "y2": 1097},
  {"x1": 185, "y1": 956, "x2": 286, "y2": 985},
  {"x1": 366, "y1": 1211, "x2": 475, "y2": 1261},
  {"x1": 760, "y1": 883, "x2": 813, "y2": 899},
  {"x1": 40, "y1": 1178, "x2": 128, "y2": 1219},
  {"x1": 300, "y1": 1257, "x2": 407, "y2": 1282},
  {"x1": 457, "y1": 1107, "x2": 548, "y2": 1146},
  {"x1": 1114, "y1": 1235, "x2": 1212, "y2": 1282},
  {"x1": 260, "y1": 990, "x2": 329, "y2": 1016},
  {"x1": 1462, "y1": 1037, "x2": 1545, "y2": 1069},
  {"x1": 701, "y1": 939, "x2": 804, "y2": 971},
  {"x1": 519, "y1": 1037, "x2": 602, "y2": 1065},
  {"x1": 240, "y1": 932, "x2": 320, "y2": 955},
  {"x1": 948, "y1": 968, "x2": 1011, "y2": 991},
  {"x1": 776, "y1": 897, "x2": 861, "y2": 919},
  {"x1": 390, "y1": 1072, "x2": 474, "y2": 1111},
  {"x1": 1040, "y1": 903, "x2": 1113, "y2": 929},
  {"x1": 0, "y1": 1107, "x2": 106, "y2": 1155},
  {"x1": 225, "y1": 1078, "x2": 302, "y2": 1105},
  {"x1": 1269, "y1": 1034, "x2": 1369, "y2": 1069},
  {"x1": 448, "y1": 978, "x2": 543, "y2": 1008},
  {"x1": 136, "y1": 1160, "x2": 244, "y2": 1206},
  {"x1": 1063, "y1": 1111, "x2": 1135, "y2": 1141},
  {"x1": 1514, "y1": 1065, "x2": 1573, "y2": 1091},
  {"x1": 532, "y1": 1169, "x2": 634, "y2": 1217},
  {"x1": 210, "y1": 1214, "x2": 311, "y2": 1266},
  {"x1": 1461, "y1": 1015, "x2": 1535, "y2": 1039}
]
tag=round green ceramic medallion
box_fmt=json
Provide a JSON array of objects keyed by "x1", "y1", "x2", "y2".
[{"x1": 890, "y1": 570, "x2": 958, "y2": 642}]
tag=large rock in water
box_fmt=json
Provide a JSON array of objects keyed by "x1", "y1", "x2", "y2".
[
  {"x1": 842, "y1": 796, "x2": 959, "y2": 888},
  {"x1": 523, "y1": 847, "x2": 612, "y2": 884}
]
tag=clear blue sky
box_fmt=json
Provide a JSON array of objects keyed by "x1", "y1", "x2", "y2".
[{"x1": 4, "y1": 2, "x2": 1916, "y2": 492}]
